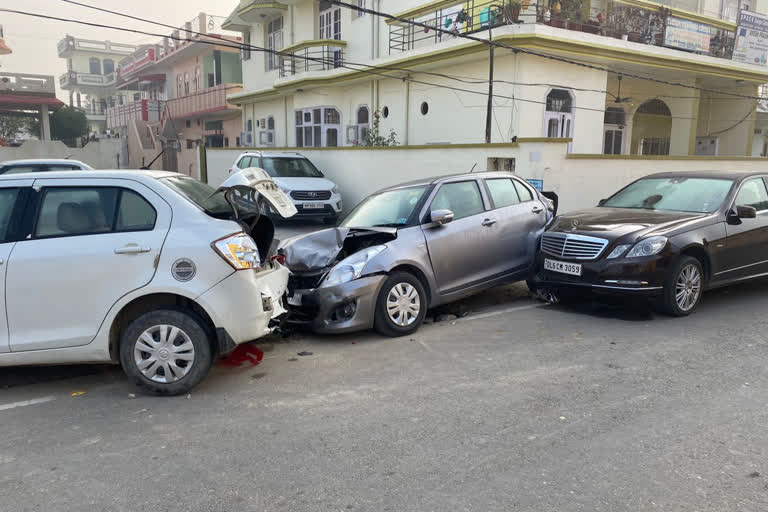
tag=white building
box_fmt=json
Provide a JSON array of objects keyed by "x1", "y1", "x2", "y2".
[{"x1": 223, "y1": 0, "x2": 768, "y2": 157}]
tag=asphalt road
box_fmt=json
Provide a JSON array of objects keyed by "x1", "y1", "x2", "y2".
[{"x1": 4, "y1": 276, "x2": 768, "y2": 511}]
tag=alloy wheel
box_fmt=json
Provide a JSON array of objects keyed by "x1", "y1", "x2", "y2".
[
  {"x1": 675, "y1": 263, "x2": 702, "y2": 312},
  {"x1": 386, "y1": 282, "x2": 421, "y2": 327},
  {"x1": 133, "y1": 324, "x2": 196, "y2": 383}
]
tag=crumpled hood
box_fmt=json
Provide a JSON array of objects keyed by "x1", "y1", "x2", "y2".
[
  {"x1": 550, "y1": 207, "x2": 707, "y2": 241},
  {"x1": 272, "y1": 176, "x2": 336, "y2": 192},
  {"x1": 279, "y1": 226, "x2": 397, "y2": 272},
  {"x1": 219, "y1": 167, "x2": 297, "y2": 219}
]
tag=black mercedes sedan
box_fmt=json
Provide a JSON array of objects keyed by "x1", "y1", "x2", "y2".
[{"x1": 531, "y1": 171, "x2": 768, "y2": 316}]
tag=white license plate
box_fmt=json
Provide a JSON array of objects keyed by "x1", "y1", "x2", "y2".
[
  {"x1": 544, "y1": 258, "x2": 582, "y2": 276},
  {"x1": 302, "y1": 202, "x2": 324, "y2": 209},
  {"x1": 287, "y1": 293, "x2": 302, "y2": 306}
]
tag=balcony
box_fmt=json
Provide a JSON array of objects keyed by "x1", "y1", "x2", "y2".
[
  {"x1": 117, "y1": 46, "x2": 159, "y2": 80},
  {"x1": 223, "y1": 0, "x2": 288, "y2": 30},
  {"x1": 166, "y1": 83, "x2": 243, "y2": 120},
  {"x1": 57, "y1": 35, "x2": 137, "y2": 58},
  {"x1": 106, "y1": 99, "x2": 165, "y2": 130},
  {"x1": 0, "y1": 72, "x2": 56, "y2": 96},
  {"x1": 278, "y1": 40, "x2": 348, "y2": 78},
  {"x1": 60, "y1": 71, "x2": 118, "y2": 89},
  {"x1": 388, "y1": 0, "x2": 736, "y2": 60}
]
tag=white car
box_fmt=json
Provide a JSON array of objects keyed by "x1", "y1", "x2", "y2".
[
  {"x1": 0, "y1": 158, "x2": 93, "y2": 174},
  {"x1": 230, "y1": 151, "x2": 342, "y2": 224},
  {"x1": 0, "y1": 169, "x2": 293, "y2": 395}
]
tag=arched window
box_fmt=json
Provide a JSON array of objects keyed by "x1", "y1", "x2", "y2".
[
  {"x1": 633, "y1": 99, "x2": 672, "y2": 155},
  {"x1": 295, "y1": 106, "x2": 341, "y2": 147},
  {"x1": 184, "y1": 72, "x2": 190, "y2": 95},
  {"x1": 195, "y1": 66, "x2": 201, "y2": 91},
  {"x1": 89, "y1": 57, "x2": 101, "y2": 75},
  {"x1": 543, "y1": 89, "x2": 574, "y2": 151},
  {"x1": 357, "y1": 105, "x2": 369, "y2": 124},
  {"x1": 347, "y1": 105, "x2": 370, "y2": 145},
  {"x1": 177, "y1": 75, "x2": 183, "y2": 97},
  {"x1": 103, "y1": 59, "x2": 115, "y2": 75}
]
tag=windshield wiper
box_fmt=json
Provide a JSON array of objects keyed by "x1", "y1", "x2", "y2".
[{"x1": 371, "y1": 223, "x2": 404, "y2": 227}]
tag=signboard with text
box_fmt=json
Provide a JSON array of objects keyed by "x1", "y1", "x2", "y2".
[
  {"x1": 733, "y1": 10, "x2": 768, "y2": 66},
  {"x1": 664, "y1": 17, "x2": 711, "y2": 53}
]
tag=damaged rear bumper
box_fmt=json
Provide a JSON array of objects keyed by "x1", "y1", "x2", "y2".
[{"x1": 287, "y1": 275, "x2": 387, "y2": 333}]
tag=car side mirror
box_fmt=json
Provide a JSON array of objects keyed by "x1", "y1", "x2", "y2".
[
  {"x1": 430, "y1": 209, "x2": 454, "y2": 226},
  {"x1": 728, "y1": 205, "x2": 757, "y2": 224},
  {"x1": 597, "y1": 198, "x2": 607, "y2": 206},
  {"x1": 737, "y1": 205, "x2": 757, "y2": 219}
]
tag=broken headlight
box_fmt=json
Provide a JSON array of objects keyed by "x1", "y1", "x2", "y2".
[{"x1": 322, "y1": 245, "x2": 387, "y2": 287}]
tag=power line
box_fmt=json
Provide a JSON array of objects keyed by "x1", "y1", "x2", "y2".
[
  {"x1": 328, "y1": 0, "x2": 765, "y2": 101},
  {"x1": 0, "y1": 6, "x2": 759, "y2": 122}
]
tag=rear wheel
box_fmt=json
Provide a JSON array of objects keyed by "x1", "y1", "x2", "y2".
[
  {"x1": 119, "y1": 309, "x2": 213, "y2": 395},
  {"x1": 661, "y1": 256, "x2": 703, "y2": 316},
  {"x1": 373, "y1": 272, "x2": 427, "y2": 337}
]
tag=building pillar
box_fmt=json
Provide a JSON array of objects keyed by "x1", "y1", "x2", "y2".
[
  {"x1": 40, "y1": 104, "x2": 51, "y2": 140},
  {"x1": 668, "y1": 89, "x2": 700, "y2": 156}
]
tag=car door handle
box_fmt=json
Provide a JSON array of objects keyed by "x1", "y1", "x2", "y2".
[
  {"x1": 114, "y1": 245, "x2": 151, "y2": 254},
  {"x1": 532, "y1": 206, "x2": 544, "y2": 214},
  {"x1": 482, "y1": 218, "x2": 497, "y2": 227}
]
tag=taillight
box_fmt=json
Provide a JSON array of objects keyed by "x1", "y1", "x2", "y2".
[
  {"x1": 212, "y1": 233, "x2": 261, "y2": 270},
  {"x1": 271, "y1": 254, "x2": 286, "y2": 265}
]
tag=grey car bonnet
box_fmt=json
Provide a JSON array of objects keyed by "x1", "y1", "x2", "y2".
[{"x1": 280, "y1": 226, "x2": 397, "y2": 272}]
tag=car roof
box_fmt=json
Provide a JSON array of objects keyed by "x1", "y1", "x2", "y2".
[
  {"x1": 379, "y1": 171, "x2": 526, "y2": 191},
  {"x1": 0, "y1": 158, "x2": 89, "y2": 166},
  {"x1": 0, "y1": 169, "x2": 183, "y2": 181},
  {"x1": 237, "y1": 151, "x2": 307, "y2": 159},
  {"x1": 642, "y1": 170, "x2": 767, "y2": 180}
]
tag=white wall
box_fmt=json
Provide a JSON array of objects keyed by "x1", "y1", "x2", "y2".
[
  {"x1": 205, "y1": 142, "x2": 768, "y2": 214},
  {"x1": 0, "y1": 139, "x2": 123, "y2": 169}
]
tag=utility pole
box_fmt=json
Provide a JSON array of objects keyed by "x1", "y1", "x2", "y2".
[{"x1": 485, "y1": 17, "x2": 494, "y2": 144}]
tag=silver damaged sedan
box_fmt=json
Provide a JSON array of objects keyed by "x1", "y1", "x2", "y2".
[{"x1": 279, "y1": 171, "x2": 556, "y2": 336}]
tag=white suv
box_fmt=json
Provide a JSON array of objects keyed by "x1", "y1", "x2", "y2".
[
  {"x1": 230, "y1": 151, "x2": 342, "y2": 224},
  {"x1": 0, "y1": 170, "x2": 293, "y2": 395}
]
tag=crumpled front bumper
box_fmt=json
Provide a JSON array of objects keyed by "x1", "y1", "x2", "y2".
[
  {"x1": 197, "y1": 262, "x2": 290, "y2": 345},
  {"x1": 287, "y1": 274, "x2": 387, "y2": 333}
]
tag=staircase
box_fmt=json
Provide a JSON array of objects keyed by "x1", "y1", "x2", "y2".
[{"x1": 133, "y1": 120, "x2": 155, "y2": 150}]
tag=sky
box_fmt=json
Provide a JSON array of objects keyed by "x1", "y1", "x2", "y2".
[{"x1": 0, "y1": 0, "x2": 236, "y2": 100}]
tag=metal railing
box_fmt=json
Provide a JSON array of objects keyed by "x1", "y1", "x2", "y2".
[
  {"x1": 59, "y1": 71, "x2": 119, "y2": 88},
  {"x1": 279, "y1": 42, "x2": 346, "y2": 78},
  {"x1": 388, "y1": 0, "x2": 735, "y2": 59}
]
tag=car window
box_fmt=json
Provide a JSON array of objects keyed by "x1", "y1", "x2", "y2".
[
  {"x1": 513, "y1": 180, "x2": 534, "y2": 202},
  {"x1": 1, "y1": 165, "x2": 41, "y2": 175},
  {"x1": 486, "y1": 179, "x2": 521, "y2": 208},
  {"x1": 260, "y1": 157, "x2": 323, "y2": 178},
  {"x1": 430, "y1": 181, "x2": 484, "y2": 220},
  {"x1": 239, "y1": 156, "x2": 253, "y2": 168},
  {"x1": 735, "y1": 178, "x2": 768, "y2": 212},
  {"x1": 35, "y1": 187, "x2": 120, "y2": 238},
  {"x1": 0, "y1": 188, "x2": 21, "y2": 242},
  {"x1": 47, "y1": 164, "x2": 86, "y2": 171},
  {"x1": 116, "y1": 190, "x2": 157, "y2": 231}
]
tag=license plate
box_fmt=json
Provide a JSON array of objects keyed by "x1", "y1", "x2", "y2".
[
  {"x1": 302, "y1": 202, "x2": 324, "y2": 209},
  {"x1": 287, "y1": 293, "x2": 302, "y2": 306},
  {"x1": 544, "y1": 258, "x2": 582, "y2": 276}
]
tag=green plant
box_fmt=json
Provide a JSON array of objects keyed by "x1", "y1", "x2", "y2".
[
  {"x1": 0, "y1": 114, "x2": 27, "y2": 140},
  {"x1": 361, "y1": 110, "x2": 399, "y2": 147},
  {"x1": 51, "y1": 106, "x2": 88, "y2": 141}
]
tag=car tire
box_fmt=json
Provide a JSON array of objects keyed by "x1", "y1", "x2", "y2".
[
  {"x1": 119, "y1": 309, "x2": 214, "y2": 396},
  {"x1": 660, "y1": 256, "x2": 703, "y2": 317},
  {"x1": 373, "y1": 272, "x2": 428, "y2": 337}
]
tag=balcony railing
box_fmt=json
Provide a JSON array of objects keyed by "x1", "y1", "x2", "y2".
[
  {"x1": 106, "y1": 99, "x2": 165, "y2": 129},
  {"x1": 57, "y1": 35, "x2": 137, "y2": 58},
  {"x1": 60, "y1": 71, "x2": 119, "y2": 89},
  {"x1": 0, "y1": 72, "x2": 56, "y2": 95},
  {"x1": 278, "y1": 40, "x2": 347, "y2": 78},
  {"x1": 388, "y1": 0, "x2": 736, "y2": 60},
  {"x1": 166, "y1": 83, "x2": 242, "y2": 119}
]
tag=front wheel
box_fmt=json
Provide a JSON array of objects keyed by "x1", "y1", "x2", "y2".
[
  {"x1": 119, "y1": 309, "x2": 213, "y2": 395},
  {"x1": 373, "y1": 272, "x2": 427, "y2": 337},
  {"x1": 661, "y1": 256, "x2": 703, "y2": 316}
]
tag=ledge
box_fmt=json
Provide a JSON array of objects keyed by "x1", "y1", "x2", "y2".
[{"x1": 209, "y1": 139, "x2": 570, "y2": 151}]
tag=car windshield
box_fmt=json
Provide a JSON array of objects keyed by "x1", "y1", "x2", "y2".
[
  {"x1": 341, "y1": 186, "x2": 428, "y2": 228},
  {"x1": 162, "y1": 176, "x2": 233, "y2": 216},
  {"x1": 260, "y1": 157, "x2": 323, "y2": 178},
  {"x1": 601, "y1": 177, "x2": 734, "y2": 213}
]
